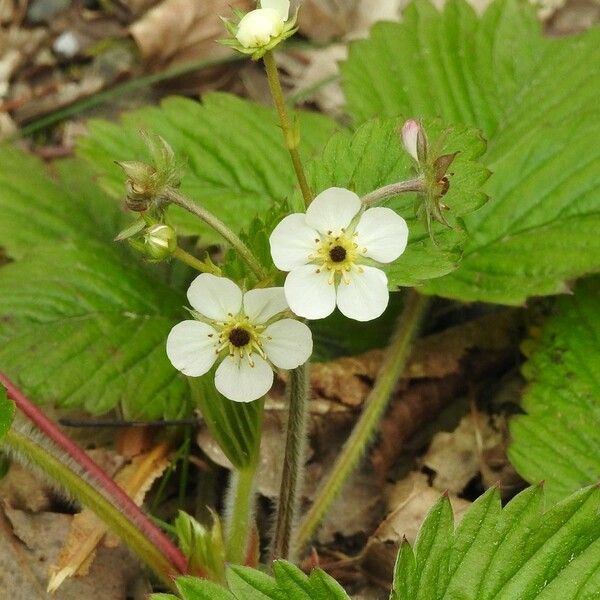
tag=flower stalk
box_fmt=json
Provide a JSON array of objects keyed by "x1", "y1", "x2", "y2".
[
  {"x1": 164, "y1": 188, "x2": 267, "y2": 280},
  {"x1": 361, "y1": 177, "x2": 426, "y2": 206},
  {"x1": 295, "y1": 290, "x2": 430, "y2": 550},
  {"x1": 0, "y1": 373, "x2": 188, "y2": 575},
  {"x1": 226, "y1": 462, "x2": 259, "y2": 564},
  {"x1": 271, "y1": 361, "x2": 310, "y2": 560},
  {"x1": 173, "y1": 246, "x2": 221, "y2": 275},
  {"x1": 263, "y1": 51, "x2": 312, "y2": 209}
]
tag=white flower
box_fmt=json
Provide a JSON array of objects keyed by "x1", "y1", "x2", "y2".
[
  {"x1": 236, "y1": 0, "x2": 290, "y2": 49},
  {"x1": 269, "y1": 187, "x2": 409, "y2": 322},
  {"x1": 401, "y1": 119, "x2": 422, "y2": 162},
  {"x1": 166, "y1": 274, "x2": 312, "y2": 403}
]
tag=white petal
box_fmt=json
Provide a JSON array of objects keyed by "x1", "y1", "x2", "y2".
[
  {"x1": 305, "y1": 187, "x2": 361, "y2": 235},
  {"x1": 336, "y1": 266, "x2": 389, "y2": 322},
  {"x1": 166, "y1": 321, "x2": 219, "y2": 377},
  {"x1": 214, "y1": 354, "x2": 274, "y2": 403},
  {"x1": 355, "y1": 207, "x2": 409, "y2": 263},
  {"x1": 243, "y1": 287, "x2": 288, "y2": 324},
  {"x1": 284, "y1": 265, "x2": 336, "y2": 320},
  {"x1": 261, "y1": 0, "x2": 290, "y2": 20},
  {"x1": 262, "y1": 319, "x2": 313, "y2": 369},
  {"x1": 269, "y1": 213, "x2": 319, "y2": 271},
  {"x1": 187, "y1": 274, "x2": 242, "y2": 321},
  {"x1": 401, "y1": 119, "x2": 420, "y2": 161},
  {"x1": 236, "y1": 8, "x2": 284, "y2": 48}
]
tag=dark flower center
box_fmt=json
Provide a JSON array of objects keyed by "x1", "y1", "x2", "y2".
[
  {"x1": 229, "y1": 327, "x2": 251, "y2": 347},
  {"x1": 329, "y1": 245, "x2": 347, "y2": 263}
]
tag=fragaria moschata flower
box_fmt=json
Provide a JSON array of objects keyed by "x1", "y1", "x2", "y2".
[
  {"x1": 269, "y1": 187, "x2": 409, "y2": 322},
  {"x1": 166, "y1": 274, "x2": 312, "y2": 403}
]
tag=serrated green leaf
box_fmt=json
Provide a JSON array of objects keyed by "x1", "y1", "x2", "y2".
[
  {"x1": 175, "y1": 576, "x2": 237, "y2": 600},
  {"x1": 508, "y1": 278, "x2": 600, "y2": 504},
  {"x1": 0, "y1": 240, "x2": 189, "y2": 419},
  {"x1": 0, "y1": 147, "x2": 125, "y2": 260},
  {"x1": 342, "y1": 0, "x2": 600, "y2": 304},
  {"x1": 304, "y1": 118, "x2": 489, "y2": 287},
  {"x1": 0, "y1": 386, "x2": 15, "y2": 442},
  {"x1": 227, "y1": 565, "x2": 285, "y2": 600},
  {"x1": 162, "y1": 563, "x2": 351, "y2": 600},
  {"x1": 391, "y1": 484, "x2": 600, "y2": 600},
  {"x1": 77, "y1": 93, "x2": 339, "y2": 241}
]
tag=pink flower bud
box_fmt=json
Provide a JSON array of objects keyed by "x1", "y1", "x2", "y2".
[{"x1": 401, "y1": 119, "x2": 421, "y2": 161}]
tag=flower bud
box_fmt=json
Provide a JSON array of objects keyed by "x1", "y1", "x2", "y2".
[
  {"x1": 236, "y1": 8, "x2": 284, "y2": 48},
  {"x1": 142, "y1": 223, "x2": 177, "y2": 260},
  {"x1": 221, "y1": 0, "x2": 296, "y2": 59},
  {"x1": 401, "y1": 119, "x2": 427, "y2": 163}
]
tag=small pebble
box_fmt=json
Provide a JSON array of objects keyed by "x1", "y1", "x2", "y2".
[{"x1": 53, "y1": 31, "x2": 80, "y2": 59}]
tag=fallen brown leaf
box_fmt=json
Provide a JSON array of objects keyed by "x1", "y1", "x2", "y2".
[
  {"x1": 421, "y1": 413, "x2": 503, "y2": 495},
  {"x1": 129, "y1": 0, "x2": 251, "y2": 67},
  {"x1": 0, "y1": 504, "x2": 146, "y2": 599},
  {"x1": 360, "y1": 473, "x2": 470, "y2": 589}
]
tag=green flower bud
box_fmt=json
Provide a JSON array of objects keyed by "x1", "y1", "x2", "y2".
[{"x1": 142, "y1": 223, "x2": 177, "y2": 260}]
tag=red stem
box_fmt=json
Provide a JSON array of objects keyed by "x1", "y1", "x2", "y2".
[{"x1": 0, "y1": 372, "x2": 188, "y2": 575}]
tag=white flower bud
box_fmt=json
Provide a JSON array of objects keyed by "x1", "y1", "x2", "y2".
[
  {"x1": 236, "y1": 8, "x2": 284, "y2": 48},
  {"x1": 401, "y1": 119, "x2": 421, "y2": 161}
]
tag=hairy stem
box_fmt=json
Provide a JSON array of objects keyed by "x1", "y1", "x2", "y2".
[
  {"x1": 165, "y1": 189, "x2": 267, "y2": 280},
  {"x1": 271, "y1": 363, "x2": 310, "y2": 561},
  {"x1": 3, "y1": 429, "x2": 179, "y2": 589},
  {"x1": 295, "y1": 291, "x2": 430, "y2": 550},
  {"x1": 361, "y1": 177, "x2": 426, "y2": 206},
  {"x1": 226, "y1": 463, "x2": 258, "y2": 564},
  {"x1": 173, "y1": 246, "x2": 221, "y2": 275},
  {"x1": 0, "y1": 373, "x2": 187, "y2": 574},
  {"x1": 263, "y1": 51, "x2": 312, "y2": 209}
]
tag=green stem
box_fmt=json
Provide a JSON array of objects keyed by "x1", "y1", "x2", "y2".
[
  {"x1": 226, "y1": 463, "x2": 258, "y2": 564},
  {"x1": 172, "y1": 246, "x2": 221, "y2": 275},
  {"x1": 271, "y1": 362, "x2": 310, "y2": 561},
  {"x1": 361, "y1": 177, "x2": 426, "y2": 206},
  {"x1": 165, "y1": 189, "x2": 267, "y2": 280},
  {"x1": 263, "y1": 51, "x2": 312, "y2": 209},
  {"x1": 295, "y1": 291, "x2": 430, "y2": 551},
  {"x1": 3, "y1": 430, "x2": 178, "y2": 590}
]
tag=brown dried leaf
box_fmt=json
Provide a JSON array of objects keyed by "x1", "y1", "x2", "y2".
[
  {"x1": 421, "y1": 413, "x2": 503, "y2": 494},
  {"x1": 360, "y1": 473, "x2": 470, "y2": 588},
  {"x1": 129, "y1": 0, "x2": 251, "y2": 67},
  {"x1": 0, "y1": 504, "x2": 145, "y2": 600}
]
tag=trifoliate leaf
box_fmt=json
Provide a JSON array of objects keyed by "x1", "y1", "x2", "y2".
[
  {"x1": 0, "y1": 386, "x2": 15, "y2": 442},
  {"x1": 342, "y1": 0, "x2": 600, "y2": 304},
  {"x1": 77, "y1": 93, "x2": 339, "y2": 241},
  {"x1": 175, "y1": 576, "x2": 236, "y2": 600},
  {"x1": 304, "y1": 118, "x2": 489, "y2": 287},
  {"x1": 392, "y1": 484, "x2": 600, "y2": 599},
  {"x1": 509, "y1": 278, "x2": 600, "y2": 504}
]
